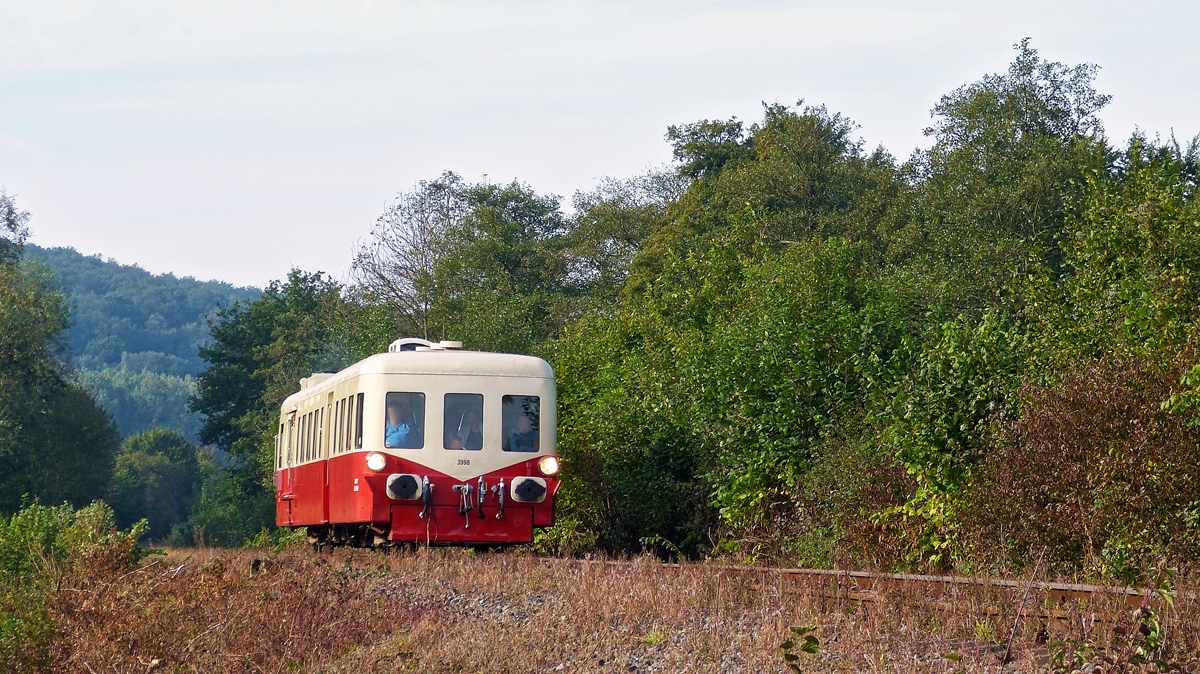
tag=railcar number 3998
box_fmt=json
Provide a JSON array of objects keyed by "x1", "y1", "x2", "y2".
[{"x1": 273, "y1": 338, "x2": 560, "y2": 548}]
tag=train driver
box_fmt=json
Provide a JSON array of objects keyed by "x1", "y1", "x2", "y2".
[
  {"x1": 504, "y1": 414, "x2": 539, "y2": 452},
  {"x1": 385, "y1": 398, "x2": 421, "y2": 449}
]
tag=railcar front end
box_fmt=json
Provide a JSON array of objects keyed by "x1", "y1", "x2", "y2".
[{"x1": 273, "y1": 339, "x2": 559, "y2": 547}]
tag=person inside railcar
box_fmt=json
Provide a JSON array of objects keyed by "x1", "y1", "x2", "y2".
[
  {"x1": 458, "y1": 408, "x2": 483, "y2": 450},
  {"x1": 385, "y1": 393, "x2": 424, "y2": 449},
  {"x1": 444, "y1": 393, "x2": 483, "y2": 450},
  {"x1": 504, "y1": 414, "x2": 539, "y2": 452}
]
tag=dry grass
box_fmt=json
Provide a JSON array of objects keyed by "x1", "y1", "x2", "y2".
[{"x1": 50, "y1": 546, "x2": 1200, "y2": 673}]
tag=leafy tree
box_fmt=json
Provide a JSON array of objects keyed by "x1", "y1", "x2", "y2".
[
  {"x1": 666, "y1": 118, "x2": 753, "y2": 181},
  {"x1": 432, "y1": 179, "x2": 577, "y2": 354},
  {"x1": 355, "y1": 174, "x2": 586, "y2": 356},
  {"x1": 353, "y1": 172, "x2": 466, "y2": 340},
  {"x1": 566, "y1": 171, "x2": 685, "y2": 307},
  {"x1": 0, "y1": 189, "x2": 30, "y2": 264},
  {"x1": 894, "y1": 39, "x2": 1112, "y2": 315},
  {"x1": 188, "y1": 270, "x2": 364, "y2": 542},
  {"x1": 107, "y1": 429, "x2": 209, "y2": 540},
  {"x1": 0, "y1": 191, "x2": 120, "y2": 514}
]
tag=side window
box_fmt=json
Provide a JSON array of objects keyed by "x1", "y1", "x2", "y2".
[
  {"x1": 384, "y1": 392, "x2": 425, "y2": 449},
  {"x1": 305, "y1": 412, "x2": 313, "y2": 461},
  {"x1": 317, "y1": 408, "x2": 324, "y2": 459},
  {"x1": 502, "y1": 395, "x2": 540, "y2": 452},
  {"x1": 354, "y1": 392, "x2": 364, "y2": 449},
  {"x1": 346, "y1": 394, "x2": 356, "y2": 451},
  {"x1": 443, "y1": 393, "x2": 484, "y2": 451},
  {"x1": 306, "y1": 412, "x2": 314, "y2": 461},
  {"x1": 299, "y1": 414, "x2": 307, "y2": 462},
  {"x1": 332, "y1": 400, "x2": 341, "y2": 455}
]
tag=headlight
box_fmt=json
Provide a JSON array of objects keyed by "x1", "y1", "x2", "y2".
[
  {"x1": 365, "y1": 452, "x2": 387, "y2": 472},
  {"x1": 538, "y1": 455, "x2": 559, "y2": 477}
]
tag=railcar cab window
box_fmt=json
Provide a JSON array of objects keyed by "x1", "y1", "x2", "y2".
[
  {"x1": 384, "y1": 392, "x2": 425, "y2": 449},
  {"x1": 444, "y1": 394, "x2": 483, "y2": 450},
  {"x1": 502, "y1": 395, "x2": 540, "y2": 452}
]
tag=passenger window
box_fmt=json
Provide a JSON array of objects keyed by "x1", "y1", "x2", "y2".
[
  {"x1": 502, "y1": 395, "x2": 540, "y2": 452},
  {"x1": 317, "y1": 409, "x2": 324, "y2": 459},
  {"x1": 444, "y1": 394, "x2": 484, "y2": 451},
  {"x1": 332, "y1": 400, "x2": 341, "y2": 454},
  {"x1": 354, "y1": 392, "x2": 364, "y2": 449},
  {"x1": 384, "y1": 392, "x2": 425, "y2": 449},
  {"x1": 300, "y1": 414, "x2": 307, "y2": 462},
  {"x1": 346, "y1": 395, "x2": 356, "y2": 451}
]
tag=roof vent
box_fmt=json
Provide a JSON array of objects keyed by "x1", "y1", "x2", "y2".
[
  {"x1": 439, "y1": 341, "x2": 463, "y2": 350},
  {"x1": 299, "y1": 373, "x2": 335, "y2": 390},
  {"x1": 388, "y1": 337, "x2": 434, "y2": 353}
]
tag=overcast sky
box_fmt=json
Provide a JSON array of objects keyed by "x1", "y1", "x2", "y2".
[{"x1": 1, "y1": 1, "x2": 1197, "y2": 288}]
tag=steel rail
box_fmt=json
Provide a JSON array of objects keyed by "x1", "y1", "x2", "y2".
[{"x1": 540, "y1": 557, "x2": 1191, "y2": 607}]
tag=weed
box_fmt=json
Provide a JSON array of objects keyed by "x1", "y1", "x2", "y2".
[{"x1": 780, "y1": 624, "x2": 820, "y2": 672}]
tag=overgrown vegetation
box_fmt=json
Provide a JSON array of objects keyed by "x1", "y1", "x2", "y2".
[
  {"x1": 179, "y1": 41, "x2": 1200, "y2": 580},
  {"x1": 2, "y1": 41, "x2": 1199, "y2": 585},
  {"x1": 0, "y1": 501, "x2": 144, "y2": 672},
  {"x1": 17, "y1": 543, "x2": 1200, "y2": 672}
]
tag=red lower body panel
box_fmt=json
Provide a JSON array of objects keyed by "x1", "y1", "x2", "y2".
[
  {"x1": 276, "y1": 452, "x2": 558, "y2": 545},
  {"x1": 390, "y1": 504, "x2": 534, "y2": 544}
]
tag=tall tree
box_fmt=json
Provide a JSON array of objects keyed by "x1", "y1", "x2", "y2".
[
  {"x1": 895, "y1": 39, "x2": 1112, "y2": 315},
  {"x1": 107, "y1": 428, "x2": 208, "y2": 540},
  {"x1": 352, "y1": 172, "x2": 466, "y2": 340},
  {"x1": 355, "y1": 175, "x2": 584, "y2": 356},
  {"x1": 189, "y1": 270, "x2": 355, "y2": 542},
  {"x1": 0, "y1": 190, "x2": 119, "y2": 513}
]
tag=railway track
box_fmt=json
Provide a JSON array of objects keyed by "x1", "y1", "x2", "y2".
[{"x1": 542, "y1": 557, "x2": 1181, "y2": 621}]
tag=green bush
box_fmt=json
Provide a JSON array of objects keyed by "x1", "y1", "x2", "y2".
[{"x1": 0, "y1": 501, "x2": 146, "y2": 672}]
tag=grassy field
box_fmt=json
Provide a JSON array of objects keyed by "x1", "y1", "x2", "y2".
[{"x1": 42, "y1": 545, "x2": 1200, "y2": 673}]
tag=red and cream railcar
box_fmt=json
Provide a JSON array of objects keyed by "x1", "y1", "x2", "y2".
[{"x1": 273, "y1": 338, "x2": 559, "y2": 547}]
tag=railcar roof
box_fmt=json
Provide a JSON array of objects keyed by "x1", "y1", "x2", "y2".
[{"x1": 282, "y1": 350, "x2": 553, "y2": 409}]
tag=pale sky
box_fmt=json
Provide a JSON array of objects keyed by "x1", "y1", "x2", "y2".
[{"x1": 1, "y1": 1, "x2": 1197, "y2": 288}]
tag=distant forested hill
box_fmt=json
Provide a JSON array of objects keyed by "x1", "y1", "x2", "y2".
[{"x1": 26, "y1": 245, "x2": 260, "y2": 440}]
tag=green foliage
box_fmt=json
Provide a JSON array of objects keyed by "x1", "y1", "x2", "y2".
[
  {"x1": 0, "y1": 189, "x2": 29, "y2": 265},
  {"x1": 780, "y1": 624, "x2": 820, "y2": 672},
  {"x1": 896, "y1": 38, "x2": 1111, "y2": 315},
  {"x1": 177, "y1": 41, "x2": 1200, "y2": 580},
  {"x1": 666, "y1": 117, "x2": 753, "y2": 181},
  {"x1": 77, "y1": 364, "x2": 201, "y2": 440},
  {"x1": 0, "y1": 200, "x2": 122, "y2": 516},
  {"x1": 1054, "y1": 136, "x2": 1200, "y2": 360},
  {"x1": 0, "y1": 501, "x2": 146, "y2": 672},
  {"x1": 108, "y1": 429, "x2": 211, "y2": 541},
  {"x1": 25, "y1": 244, "x2": 259, "y2": 376},
  {"x1": 189, "y1": 270, "x2": 380, "y2": 544},
  {"x1": 24, "y1": 244, "x2": 258, "y2": 441},
  {"x1": 880, "y1": 311, "x2": 1025, "y2": 496}
]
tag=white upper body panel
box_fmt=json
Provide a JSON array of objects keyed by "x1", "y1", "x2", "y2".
[{"x1": 277, "y1": 349, "x2": 556, "y2": 481}]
